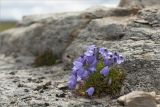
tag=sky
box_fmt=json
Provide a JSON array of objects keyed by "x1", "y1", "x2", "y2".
[{"x1": 0, "y1": 0, "x2": 120, "y2": 21}]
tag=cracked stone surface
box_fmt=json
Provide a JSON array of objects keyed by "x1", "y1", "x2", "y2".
[{"x1": 0, "y1": 55, "x2": 123, "y2": 107}]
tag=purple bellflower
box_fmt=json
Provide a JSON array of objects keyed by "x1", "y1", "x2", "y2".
[
  {"x1": 68, "y1": 45, "x2": 124, "y2": 95},
  {"x1": 100, "y1": 66, "x2": 109, "y2": 76},
  {"x1": 68, "y1": 74, "x2": 77, "y2": 89},
  {"x1": 86, "y1": 87, "x2": 95, "y2": 96}
]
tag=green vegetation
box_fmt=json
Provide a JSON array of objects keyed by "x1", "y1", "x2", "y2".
[
  {"x1": 33, "y1": 49, "x2": 58, "y2": 67},
  {"x1": 0, "y1": 21, "x2": 16, "y2": 32},
  {"x1": 77, "y1": 61, "x2": 126, "y2": 97}
]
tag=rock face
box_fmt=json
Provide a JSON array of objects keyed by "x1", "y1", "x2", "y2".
[
  {"x1": 63, "y1": 7, "x2": 160, "y2": 94},
  {"x1": 119, "y1": 0, "x2": 160, "y2": 8},
  {"x1": 0, "y1": 5, "x2": 160, "y2": 107},
  {"x1": 0, "y1": 12, "x2": 91, "y2": 57},
  {"x1": 0, "y1": 7, "x2": 140, "y2": 57}
]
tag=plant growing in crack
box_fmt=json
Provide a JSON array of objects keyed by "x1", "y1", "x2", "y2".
[
  {"x1": 68, "y1": 45, "x2": 126, "y2": 97},
  {"x1": 33, "y1": 49, "x2": 58, "y2": 67}
]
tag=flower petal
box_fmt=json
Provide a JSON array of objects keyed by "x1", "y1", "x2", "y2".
[
  {"x1": 117, "y1": 55, "x2": 124, "y2": 64},
  {"x1": 86, "y1": 87, "x2": 95, "y2": 96},
  {"x1": 100, "y1": 66, "x2": 109, "y2": 76},
  {"x1": 81, "y1": 70, "x2": 89, "y2": 80},
  {"x1": 68, "y1": 75, "x2": 77, "y2": 89},
  {"x1": 99, "y1": 47, "x2": 106, "y2": 57}
]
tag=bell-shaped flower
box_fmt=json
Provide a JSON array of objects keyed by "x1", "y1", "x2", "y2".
[
  {"x1": 81, "y1": 70, "x2": 89, "y2": 80},
  {"x1": 86, "y1": 87, "x2": 95, "y2": 96},
  {"x1": 68, "y1": 75, "x2": 77, "y2": 89},
  {"x1": 99, "y1": 47, "x2": 107, "y2": 57},
  {"x1": 117, "y1": 54, "x2": 124, "y2": 64},
  {"x1": 86, "y1": 55, "x2": 96, "y2": 65},
  {"x1": 100, "y1": 66, "x2": 109, "y2": 76},
  {"x1": 104, "y1": 57, "x2": 113, "y2": 66},
  {"x1": 76, "y1": 56, "x2": 85, "y2": 63},
  {"x1": 72, "y1": 60, "x2": 83, "y2": 71},
  {"x1": 84, "y1": 45, "x2": 97, "y2": 56},
  {"x1": 76, "y1": 67, "x2": 85, "y2": 77},
  {"x1": 112, "y1": 53, "x2": 124, "y2": 64},
  {"x1": 88, "y1": 58, "x2": 97, "y2": 73}
]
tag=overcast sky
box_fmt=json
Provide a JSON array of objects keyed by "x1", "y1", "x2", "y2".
[{"x1": 0, "y1": 0, "x2": 120, "y2": 21}]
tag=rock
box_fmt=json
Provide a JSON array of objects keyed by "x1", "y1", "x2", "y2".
[
  {"x1": 56, "y1": 92, "x2": 66, "y2": 98},
  {"x1": 0, "y1": 23, "x2": 43, "y2": 56},
  {"x1": 63, "y1": 7, "x2": 160, "y2": 93},
  {"x1": 137, "y1": 7, "x2": 160, "y2": 27},
  {"x1": 0, "y1": 12, "x2": 91, "y2": 58},
  {"x1": 118, "y1": 91, "x2": 159, "y2": 107},
  {"x1": 156, "y1": 95, "x2": 160, "y2": 104},
  {"x1": 0, "y1": 6, "x2": 143, "y2": 59},
  {"x1": 63, "y1": 16, "x2": 129, "y2": 67},
  {"x1": 34, "y1": 81, "x2": 51, "y2": 91},
  {"x1": 83, "y1": 6, "x2": 140, "y2": 18},
  {"x1": 63, "y1": 7, "x2": 160, "y2": 64},
  {"x1": 0, "y1": 5, "x2": 160, "y2": 107},
  {"x1": 119, "y1": 0, "x2": 160, "y2": 8},
  {"x1": 57, "y1": 83, "x2": 68, "y2": 90}
]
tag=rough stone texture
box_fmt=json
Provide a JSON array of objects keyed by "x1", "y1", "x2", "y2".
[
  {"x1": 0, "y1": 12, "x2": 91, "y2": 57},
  {"x1": 0, "y1": 6, "x2": 160, "y2": 107},
  {"x1": 119, "y1": 0, "x2": 160, "y2": 8},
  {"x1": 0, "y1": 55, "x2": 123, "y2": 107},
  {"x1": 63, "y1": 7, "x2": 160, "y2": 94},
  {"x1": 0, "y1": 7, "x2": 140, "y2": 58},
  {"x1": 117, "y1": 91, "x2": 159, "y2": 107},
  {"x1": 137, "y1": 7, "x2": 160, "y2": 27}
]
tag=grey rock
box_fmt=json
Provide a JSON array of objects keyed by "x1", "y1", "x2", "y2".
[
  {"x1": 63, "y1": 7, "x2": 160, "y2": 94},
  {"x1": 21, "y1": 6, "x2": 139, "y2": 26},
  {"x1": 0, "y1": 12, "x2": 91, "y2": 57},
  {"x1": 63, "y1": 16, "x2": 130, "y2": 66},
  {"x1": 117, "y1": 91, "x2": 158, "y2": 107},
  {"x1": 156, "y1": 95, "x2": 160, "y2": 104},
  {"x1": 0, "y1": 23, "x2": 43, "y2": 56},
  {"x1": 0, "y1": 55, "x2": 122, "y2": 107},
  {"x1": 0, "y1": 5, "x2": 160, "y2": 107},
  {"x1": 137, "y1": 7, "x2": 160, "y2": 27},
  {"x1": 119, "y1": 0, "x2": 160, "y2": 8},
  {"x1": 0, "y1": 6, "x2": 143, "y2": 58}
]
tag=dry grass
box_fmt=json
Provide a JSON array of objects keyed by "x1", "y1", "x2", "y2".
[{"x1": 0, "y1": 21, "x2": 16, "y2": 32}]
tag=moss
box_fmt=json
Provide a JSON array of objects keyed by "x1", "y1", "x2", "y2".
[
  {"x1": 33, "y1": 49, "x2": 58, "y2": 67},
  {"x1": 107, "y1": 67, "x2": 126, "y2": 95},
  {"x1": 77, "y1": 61, "x2": 126, "y2": 97}
]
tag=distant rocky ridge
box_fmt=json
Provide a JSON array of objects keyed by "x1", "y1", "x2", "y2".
[
  {"x1": 119, "y1": 0, "x2": 160, "y2": 8},
  {"x1": 0, "y1": 7, "x2": 140, "y2": 57},
  {"x1": 0, "y1": 1, "x2": 160, "y2": 107}
]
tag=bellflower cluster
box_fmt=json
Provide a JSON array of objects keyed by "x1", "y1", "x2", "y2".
[{"x1": 68, "y1": 45, "x2": 124, "y2": 96}]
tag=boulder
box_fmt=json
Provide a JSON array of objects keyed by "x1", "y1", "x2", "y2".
[
  {"x1": 0, "y1": 12, "x2": 91, "y2": 57},
  {"x1": 63, "y1": 7, "x2": 160, "y2": 65},
  {"x1": 118, "y1": 91, "x2": 159, "y2": 107},
  {"x1": 63, "y1": 7, "x2": 160, "y2": 94},
  {"x1": 0, "y1": 6, "x2": 141, "y2": 58}
]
